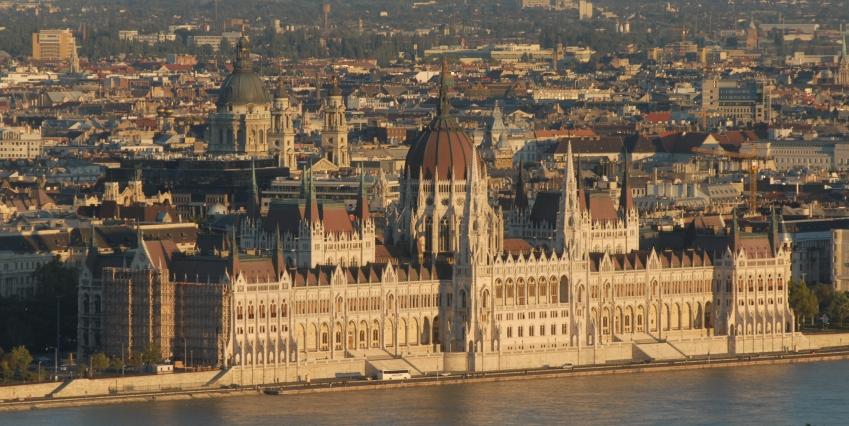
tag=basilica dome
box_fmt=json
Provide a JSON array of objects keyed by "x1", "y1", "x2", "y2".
[{"x1": 216, "y1": 36, "x2": 271, "y2": 108}]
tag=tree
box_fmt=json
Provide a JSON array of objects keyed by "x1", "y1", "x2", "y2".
[
  {"x1": 0, "y1": 346, "x2": 33, "y2": 382},
  {"x1": 0, "y1": 347, "x2": 10, "y2": 383},
  {"x1": 813, "y1": 283, "x2": 835, "y2": 314},
  {"x1": 90, "y1": 353, "x2": 109, "y2": 374},
  {"x1": 108, "y1": 356, "x2": 124, "y2": 372},
  {"x1": 829, "y1": 292, "x2": 849, "y2": 327},
  {"x1": 0, "y1": 259, "x2": 79, "y2": 354},
  {"x1": 141, "y1": 344, "x2": 163, "y2": 364},
  {"x1": 789, "y1": 280, "x2": 819, "y2": 327}
]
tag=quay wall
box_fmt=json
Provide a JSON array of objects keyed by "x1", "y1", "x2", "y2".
[{"x1": 3, "y1": 332, "x2": 848, "y2": 403}]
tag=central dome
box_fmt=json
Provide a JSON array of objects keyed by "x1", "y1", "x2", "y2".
[
  {"x1": 405, "y1": 117, "x2": 478, "y2": 180},
  {"x1": 216, "y1": 36, "x2": 271, "y2": 108},
  {"x1": 404, "y1": 59, "x2": 480, "y2": 181}
]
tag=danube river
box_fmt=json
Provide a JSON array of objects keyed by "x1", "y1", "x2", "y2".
[{"x1": 5, "y1": 360, "x2": 849, "y2": 425}]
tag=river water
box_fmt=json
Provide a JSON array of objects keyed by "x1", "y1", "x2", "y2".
[{"x1": 5, "y1": 360, "x2": 849, "y2": 425}]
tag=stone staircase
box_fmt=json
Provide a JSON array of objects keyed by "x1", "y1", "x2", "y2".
[
  {"x1": 615, "y1": 332, "x2": 656, "y2": 344},
  {"x1": 634, "y1": 341, "x2": 688, "y2": 362}
]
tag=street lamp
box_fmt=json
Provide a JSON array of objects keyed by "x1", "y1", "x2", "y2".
[{"x1": 54, "y1": 295, "x2": 60, "y2": 380}]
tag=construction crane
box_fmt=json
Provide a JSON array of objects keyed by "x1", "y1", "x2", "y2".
[{"x1": 690, "y1": 147, "x2": 769, "y2": 213}]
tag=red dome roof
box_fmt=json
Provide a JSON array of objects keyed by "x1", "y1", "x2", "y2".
[{"x1": 405, "y1": 117, "x2": 479, "y2": 180}]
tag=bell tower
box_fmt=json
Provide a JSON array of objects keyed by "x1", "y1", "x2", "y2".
[
  {"x1": 270, "y1": 79, "x2": 297, "y2": 168},
  {"x1": 321, "y1": 79, "x2": 349, "y2": 167}
]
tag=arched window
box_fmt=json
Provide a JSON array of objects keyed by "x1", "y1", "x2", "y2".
[
  {"x1": 83, "y1": 294, "x2": 90, "y2": 314},
  {"x1": 460, "y1": 290, "x2": 467, "y2": 309},
  {"x1": 518, "y1": 281, "x2": 526, "y2": 305},
  {"x1": 559, "y1": 277, "x2": 569, "y2": 303},
  {"x1": 259, "y1": 303, "x2": 266, "y2": 319},
  {"x1": 270, "y1": 303, "x2": 277, "y2": 318},
  {"x1": 248, "y1": 304, "x2": 255, "y2": 320},
  {"x1": 424, "y1": 217, "x2": 433, "y2": 252},
  {"x1": 439, "y1": 218, "x2": 450, "y2": 252},
  {"x1": 237, "y1": 303, "x2": 244, "y2": 320}
]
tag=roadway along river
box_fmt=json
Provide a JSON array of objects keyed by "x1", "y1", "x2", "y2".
[{"x1": 5, "y1": 360, "x2": 849, "y2": 425}]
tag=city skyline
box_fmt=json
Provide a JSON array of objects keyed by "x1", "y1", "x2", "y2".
[{"x1": 3, "y1": 0, "x2": 849, "y2": 424}]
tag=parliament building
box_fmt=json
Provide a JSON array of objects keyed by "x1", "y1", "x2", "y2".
[{"x1": 79, "y1": 53, "x2": 804, "y2": 382}]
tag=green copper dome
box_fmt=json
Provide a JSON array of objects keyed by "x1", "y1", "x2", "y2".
[{"x1": 216, "y1": 36, "x2": 271, "y2": 108}]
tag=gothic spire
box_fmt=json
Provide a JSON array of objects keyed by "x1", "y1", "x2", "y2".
[
  {"x1": 619, "y1": 143, "x2": 634, "y2": 213},
  {"x1": 435, "y1": 56, "x2": 453, "y2": 125},
  {"x1": 515, "y1": 162, "x2": 529, "y2": 212},
  {"x1": 731, "y1": 208, "x2": 740, "y2": 252},
  {"x1": 306, "y1": 167, "x2": 319, "y2": 223},
  {"x1": 228, "y1": 228, "x2": 240, "y2": 275},
  {"x1": 273, "y1": 225, "x2": 285, "y2": 277},
  {"x1": 356, "y1": 167, "x2": 369, "y2": 222},
  {"x1": 565, "y1": 141, "x2": 579, "y2": 209},
  {"x1": 300, "y1": 165, "x2": 308, "y2": 198},
  {"x1": 769, "y1": 205, "x2": 781, "y2": 254},
  {"x1": 249, "y1": 160, "x2": 260, "y2": 219}
]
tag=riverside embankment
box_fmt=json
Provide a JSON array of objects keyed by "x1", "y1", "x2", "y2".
[{"x1": 3, "y1": 347, "x2": 849, "y2": 413}]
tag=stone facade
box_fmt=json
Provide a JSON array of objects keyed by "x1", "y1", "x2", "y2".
[{"x1": 80, "y1": 71, "x2": 798, "y2": 372}]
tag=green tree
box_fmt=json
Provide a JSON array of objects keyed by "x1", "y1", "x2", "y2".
[
  {"x1": 813, "y1": 283, "x2": 835, "y2": 313},
  {"x1": 127, "y1": 353, "x2": 144, "y2": 369},
  {"x1": 2, "y1": 346, "x2": 33, "y2": 381},
  {"x1": 0, "y1": 347, "x2": 10, "y2": 383},
  {"x1": 141, "y1": 344, "x2": 162, "y2": 364},
  {"x1": 108, "y1": 356, "x2": 124, "y2": 372},
  {"x1": 90, "y1": 353, "x2": 109, "y2": 374},
  {"x1": 789, "y1": 280, "x2": 819, "y2": 327},
  {"x1": 829, "y1": 292, "x2": 849, "y2": 327},
  {"x1": 0, "y1": 259, "x2": 79, "y2": 354}
]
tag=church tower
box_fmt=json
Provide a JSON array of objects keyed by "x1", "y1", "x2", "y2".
[
  {"x1": 837, "y1": 28, "x2": 849, "y2": 86},
  {"x1": 269, "y1": 80, "x2": 297, "y2": 168},
  {"x1": 745, "y1": 18, "x2": 759, "y2": 50},
  {"x1": 321, "y1": 79, "x2": 350, "y2": 168}
]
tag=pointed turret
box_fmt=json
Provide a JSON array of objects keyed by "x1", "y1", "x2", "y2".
[
  {"x1": 88, "y1": 222, "x2": 97, "y2": 252},
  {"x1": 515, "y1": 163, "x2": 529, "y2": 212},
  {"x1": 731, "y1": 208, "x2": 740, "y2": 253},
  {"x1": 769, "y1": 206, "x2": 782, "y2": 254},
  {"x1": 249, "y1": 160, "x2": 260, "y2": 219},
  {"x1": 228, "y1": 229, "x2": 240, "y2": 276},
  {"x1": 300, "y1": 165, "x2": 309, "y2": 198},
  {"x1": 556, "y1": 141, "x2": 584, "y2": 252},
  {"x1": 273, "y1": 225, "x2": 285, "y2": 277},
  {"x1": 437, "y1": 56, "x2": 452, "y2": 120},
  {"x1": 619, "y1": 143, "x2": 634, "y2": 214},
  {"x1": 305, "y1": 167, "x2": 320, "y2": 224},
  {"x1": 356, "y1": 167, "x2": 370, "y2": 222},
  {"x1": 566, "y1": 141, "x2": 579, "y2": 210}
]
